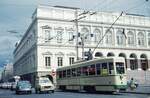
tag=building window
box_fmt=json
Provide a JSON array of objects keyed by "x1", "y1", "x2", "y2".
[
  {"x1": 94, "y1": 29, "x2": 101, "y2": 43},
  {"x1": 148, "y1": 33, "x2": 150, "y2": 46},
  {"x1": 130, "y1": 59, "x2": 138, "y2": 70},
  {"x1": 57, "y1": 30, "x2": 63, "y2": 43},
  {"x1": 105, "y1": 30, "x2": 112, "y2": 45},
  {"x1": 138, "y1": 32, "x2": 145, "y2": 46},
  {"x1": 44, "y1": 29, "x2": 51, "y2": 42},
  {"x1": 45, "y1": 57, "x2": 51, "y2": 66},
  {"x1": 116, "y1": 30, "x2": 125, "y2": 46},
  {"x1": 130, "y1": 54, "x2": 138, "y2": 70},
  {"x1": 81, "y1": 28, "x2": 90, "y2": 43},
  {"x1": 69, "y1": 57, "x2": 74, "y2": 65},
  {"x1": 68, "y1": 31, "x2": 74, "y2": 43},
  {"x1": 58, "y1": 57, "x2": 63, "y2": 66},
  {"x1": 127, "y1": 31, "x2": 134, "y2": 45},
  {"x1": 140, "y1": 54, "x2": 148, "y2": 71}
]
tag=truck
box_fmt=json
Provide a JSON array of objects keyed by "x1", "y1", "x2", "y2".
[{"x1": 35, "y1": 76, "x2": 55, "y2": 93}]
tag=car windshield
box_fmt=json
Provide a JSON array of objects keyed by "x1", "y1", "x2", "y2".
[
  {"x1": 39, "y1": 78, "x2": 50, "y2": 83},
  {"x1": 18, "y1": 81, "x2": 31, "y2": 88}
]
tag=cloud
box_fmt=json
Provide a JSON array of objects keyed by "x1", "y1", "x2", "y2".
[{"x1": 0, "y1": 0, "x2": 149, "y2": 67}]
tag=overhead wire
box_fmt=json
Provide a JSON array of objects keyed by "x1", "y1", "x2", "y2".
[
  {"x1": 91, "y1": 0, "x2": 149, "y2": 54},
  {"x1": 58, "y1": 0, "x2": 110, "y2": 46},
  {"x1": 43, "y1": 0, "x2": 123, "y2": 47},
  {"x1": 59, "y1": 0, "x2": 149, "y2": 48},
  {"x1": 31, "y1": 0, "x2": 149, "y2": 48},
  {"x1": 91, "y1": 11, "x2": 123, "y2": 55},
  {"x1": 126, "y1": 0, "x2": 148, "y2": 13}
]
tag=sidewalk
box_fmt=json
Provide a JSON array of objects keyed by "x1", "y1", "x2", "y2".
[{"x1": 121, "y1": 85, "x2": 150, "y2": 94}]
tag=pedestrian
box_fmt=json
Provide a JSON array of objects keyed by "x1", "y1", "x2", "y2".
[
  {"x1": 129, "y1": 78, "x2": 136, "y2": 90},
  {"x1": 87, "y1": 49, "x2": 93, "y2": 60}
]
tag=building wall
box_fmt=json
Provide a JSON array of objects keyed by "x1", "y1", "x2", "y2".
[
  {"x1": 1, "y1": 63, "x2": 13, "y2": 82},
  {"x1": 13, "y1": 5, "x2": 150, "y2": 86}
]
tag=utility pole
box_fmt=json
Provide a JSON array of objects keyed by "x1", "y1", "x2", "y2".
[
  {"x1": 75, "y1": 9, "x2": 79, "y2": 60},
  {"x1": 72, "y1": 10, "x2": 96, "y2": 61}
]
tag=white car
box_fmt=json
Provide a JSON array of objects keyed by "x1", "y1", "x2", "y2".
[{"x1": 35, "y1": 77, "x2": 55, "y2": 93}]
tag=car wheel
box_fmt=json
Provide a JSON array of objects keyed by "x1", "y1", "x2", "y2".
[
  {"x1": 16, "y1": 91, "x2": 19, "y2": 94},
  {"x1": 28, "y1": 91, "x2": 32, "y2": 94},
  {"x1": 36, "y1": 89, "x2": 41, "y2": 94},
  {"x1": 52, "y1": 90, "x2": 54, "y2": 93},
  {"x1": 35, "y1": 89, "x2": 38, "y2": 94}
]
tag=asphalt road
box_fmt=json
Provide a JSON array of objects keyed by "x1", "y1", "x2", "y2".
[{"x1": 0, "y1": 89, "x2": 150, "y2": 98}]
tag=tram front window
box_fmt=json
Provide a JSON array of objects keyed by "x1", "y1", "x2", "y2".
[{"x1": 116, "y1": 62, "x2": 125, "y2": 74}]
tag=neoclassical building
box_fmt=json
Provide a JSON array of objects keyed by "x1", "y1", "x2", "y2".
[{"x1": 13, "y1": 5, "x2": 150, "y2": 86}]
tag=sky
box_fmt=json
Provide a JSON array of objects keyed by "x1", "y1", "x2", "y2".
[{"x1": 0, "y1": 0, "x2": 149, "y2": 67}]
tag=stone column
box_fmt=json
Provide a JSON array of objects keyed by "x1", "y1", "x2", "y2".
[
  {"x1": 137, "y1": 59, "x2": 142, "y2": 70},
  {"x1": 126, "y1": 59, "x2": 131, "y2": 70},
  {"x1": 148, "y1": 60, "x2": 150, "y2": 70}
]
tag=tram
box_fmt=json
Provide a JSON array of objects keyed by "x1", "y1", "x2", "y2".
[{"x1": 57, "y1": 57, "x2": 127, "y2": 92}]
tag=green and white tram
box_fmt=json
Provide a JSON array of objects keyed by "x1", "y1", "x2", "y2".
[{"x1": 57, "y1": 57, "x2": 127, "y2": 92}]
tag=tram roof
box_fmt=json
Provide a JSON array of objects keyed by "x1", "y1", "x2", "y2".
[{"x1": 57, "y1": 57, "x2": 124, "y2": 71}]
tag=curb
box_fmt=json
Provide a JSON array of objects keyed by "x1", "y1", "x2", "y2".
[{"x1": 120, "y1": 91, "x2": 150, "y2": 95}]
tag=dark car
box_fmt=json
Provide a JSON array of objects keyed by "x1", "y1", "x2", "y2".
[{"x1": 15, "y1": 81, "x2": 32, "y2": 94}]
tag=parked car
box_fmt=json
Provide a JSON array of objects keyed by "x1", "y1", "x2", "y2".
[
  {"x1": 15, "y1": 80, "x2": 32, "y2": 94},
  {"x1": 11, "y1": 82, "x2": 17, "y2": 91},
  {"x1": 35, "y1": 76, "x2": 55, "y2": 93}
]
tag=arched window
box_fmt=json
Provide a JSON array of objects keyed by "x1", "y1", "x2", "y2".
[
  {"x1": 94, "y1": 29, "x2": 102, "y2": 43},
  {"x1": 119, "y1": 53, "x2": 127, "y2": 68},
  {"x1": 138, "y1": 32, "x2": 145, "y2": 46},
  {"x1": 127, "y1": 31, "x2": 134, "y2": 46},
  {"x1": 116, "y1": 30, "x2": 125, "y2": 46},
  {"x1": 81, "y1": 28, "x2": 90, "y2": 43},
  {"x1": 148, "y1": 33, "x2": 150, "y2": 46},
  {"x1": 105, "y1": 30, "x2": 112, "y2": 45},
  {"x1": 95, "y1": 52, "x2": 103, "y2": 57},
  {"x1": 130, "y1": 53, "x2": 138, "y2": 70},
  {"x1": 140, "y1": 54, "x2": 148, "y2": 71},
  {"x1": 107, "y1": 52, "x2": 115, "y2": 57}
]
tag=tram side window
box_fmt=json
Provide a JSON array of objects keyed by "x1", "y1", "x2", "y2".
[
  {"x1": 82, "y1": 66, "x2": 88, "y2": 76},
  {"x1": 101, "y1": 63, "x2": 108, "y2": 75},
  {"x1": 58, "y1": 71, "x2": 62, "y2": 78},
  {"x1": 108, "y1": 62, "x2": 114, "y2": 75},
  {"x1": 72, "y1": 68, "x2": 77, "y2": 77},
  {"x1": 62, "y1": 70, "x2": 66, "y2": 78},
  {"x1": 116, "y1": 62, "x2": 125, "y2": 74},
  {"x1": 77, "y1": 67, "x2": 81, "y2": 76},
  {"x1": 89, "y1": 64, "x2": 96, "y2": 75},
  {"x1": 96, "y1": 63, "x2": 101, "y2": 75},
  {"x1": 67, "y1": 69, "x2": 71, "y2": 77}
]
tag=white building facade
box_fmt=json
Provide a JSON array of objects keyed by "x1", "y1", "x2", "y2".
[{"x1": 13, "y1": 5, "x2": 150, "y2": 86}]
